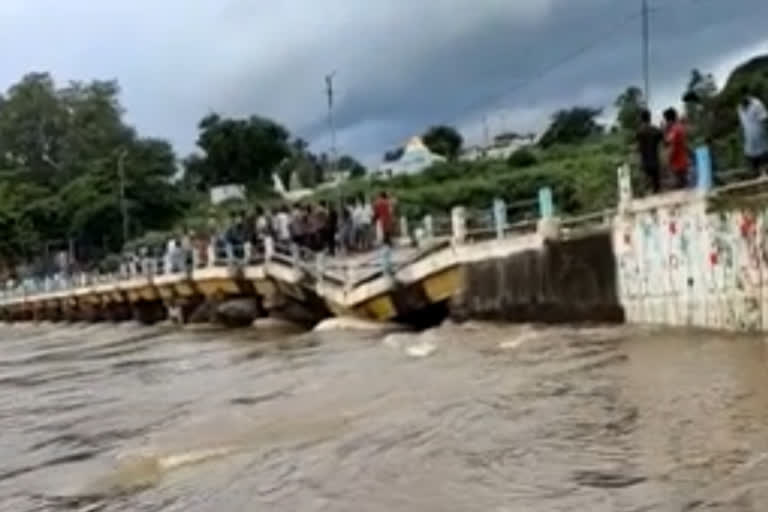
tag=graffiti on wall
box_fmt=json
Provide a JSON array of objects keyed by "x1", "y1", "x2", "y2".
[{"x1": 614, "y1": 201, "x2": 768, "y2": 331}]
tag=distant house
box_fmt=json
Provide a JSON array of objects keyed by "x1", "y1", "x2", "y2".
[
  {"x1": 378, "y1": 136, "x2": 446, "y2": 176},
  {"x1": 460, "y1": 133, "x2": 536, "y2": 162}
]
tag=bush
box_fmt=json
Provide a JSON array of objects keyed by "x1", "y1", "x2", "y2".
[{"x1": 507, "y1": 147, "x2": 538, "y2": 168}]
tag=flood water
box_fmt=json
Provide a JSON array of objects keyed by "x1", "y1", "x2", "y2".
[{"x1": 2, "y1": 320, "x2": 768, "y2": 511}]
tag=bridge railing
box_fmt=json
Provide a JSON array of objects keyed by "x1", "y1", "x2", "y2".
[{"x1": 1, "y1": 184, "x2": 618, "y2": 305}]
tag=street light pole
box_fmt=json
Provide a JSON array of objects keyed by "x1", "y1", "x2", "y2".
[
  {"x1": 325, "y1": 71, "x2": 342, "y2": 213},
  {"x1": 117, "y1": 149, "x2": 129, "y2": 246}
]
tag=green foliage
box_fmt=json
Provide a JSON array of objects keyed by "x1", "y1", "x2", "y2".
[
  {"x1": 185, "y1": 113, "x2": 291, "y2": 192},
  {"x1": 422, "y1": 125, "x2": 464, "y2": 161},
  {"x1": 539, "y1": 107, "x2": 603, "y2": 148},
  {"x1": 323, "y1": 135, "x2": 622, "y2": 221},
  {"x1": 615, "y1": 86, "x2": 645, "y2": 133},
  {"x1": 338, "y1": 154, "x2": 366, "y2": 178},
  {"x1": 507, "y1": 147, "x2": 538, "y2": 168},
  {"x1": 0, "y1": 72, "x2": 186, "y2": 273}
]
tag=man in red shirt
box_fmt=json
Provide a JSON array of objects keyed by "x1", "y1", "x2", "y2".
[
  {"x1": 663, "y1": 107, "x2": 690, "y2": 189},
  {"x1": 372, "y1": 191, "x2": 394, "y2": 247}
]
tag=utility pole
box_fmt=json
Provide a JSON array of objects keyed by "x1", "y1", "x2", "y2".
[
  {"x1": 325, "y1": 71, "x2": 342, "y2": 212},
  {"x1": 117, "y1": 149, "x2": 129, "y2": 247},
  {"x1": 482, "y1": 114, "x2": 490, "y2": 148},
  {"x1": 641, "y1": 0, "x2": 650, "y2": 106}
]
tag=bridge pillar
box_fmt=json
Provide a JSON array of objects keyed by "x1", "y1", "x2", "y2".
[{"x1": 132, "y1": 299, "x2": 167, "y2": 325}]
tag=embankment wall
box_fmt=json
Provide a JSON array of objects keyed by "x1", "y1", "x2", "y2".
[
  {"x1": 613, "y1": 186, "x2": 768, "y2": 332},
  {"x1": 452, "y1": 231, "x2": 624, "y2": 323}
]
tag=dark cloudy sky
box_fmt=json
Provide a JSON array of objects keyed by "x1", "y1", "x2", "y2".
[{"x1": 1, "y1": 0, "x2": 766, "y2": 162}]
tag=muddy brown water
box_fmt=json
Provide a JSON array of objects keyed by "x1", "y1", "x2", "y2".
[{"x1": 2, "y1": 321, "x2": 768, "y2": 511}]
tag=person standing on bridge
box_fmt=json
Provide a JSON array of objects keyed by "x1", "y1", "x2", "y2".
[
  {"x1": 737, "y1": 86, "x2": 768, "y2": 177},
  {"x1": 373, "y1": 191, "x2": 394, "y2": 247},
  {"x1": 663, "y1": 107, "x2": 690, "y2": 189},
  {"x1": 635, "y1": 109, "x2": 664, "y2": 194}
]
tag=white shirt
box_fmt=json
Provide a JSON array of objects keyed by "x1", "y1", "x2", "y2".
[
  {"x1": 276, "y1": 212, "x2": 291, "y2": 240},
  {"x1": 738, "y1": 97, "x2": 768, "y2": 157},
  {"x1": 362, "y1": 203, "x2": 373, "y2": 225},
  {"x1": 352, "y1": 204, "x2": 365, "y2": 226}
]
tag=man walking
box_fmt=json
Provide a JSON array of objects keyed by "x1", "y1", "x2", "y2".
[
  {"x1": 663, "y1": 108, "x2": 690, "y2": 189},
  {"x1": 373, "y1": 191, "x2": 394, "y2": 247},
  {"x1": 738, "y1": 86, "x2": 768, "y2": 177},
  {"x1": 636, "y1": 109, "x2": 664, "y2": 194}
]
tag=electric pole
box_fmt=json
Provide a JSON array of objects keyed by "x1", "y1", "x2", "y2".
[
  {"x1": 482, "y1": 114, "x2": 490, "y2": 148},
  {"x1": 117, "y1": 149, "x2": 129, "y2": 247},
  {"x1": 642, "y1": 0, "x2": 650, "y2": 106},
  {"x1": 325, "y1": 71, "x2": 342, "y2": 212}
]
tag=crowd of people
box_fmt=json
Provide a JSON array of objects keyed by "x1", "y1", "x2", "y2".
[
  {"x1": 218, "y1": 191, "x2": 397, "y2": 256},
  {"x1": 122, "y1": 191, "x2": 399, "y2": 276},
  {"x1": 635, "y1": 85, "x2": 768, "y2": 195}
]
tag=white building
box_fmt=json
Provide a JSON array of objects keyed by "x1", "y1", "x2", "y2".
[
  {"x1": 378, "y1": 136, "x2": 446, "y2": 177},
  {"x1": 460, "y1": 134, "x2": 536, "y2": 162}
]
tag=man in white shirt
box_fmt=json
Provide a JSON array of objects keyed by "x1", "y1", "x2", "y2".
[
  {"x1": 738, "y1": 87, "x2": 768, "y2": 176},
  {"x1": 275, "y1": 206, "x2": 291, "y2": 243}
]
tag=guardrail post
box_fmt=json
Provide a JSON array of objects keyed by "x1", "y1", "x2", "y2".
[
  {"x1": 192, "y1": 246, "x2": 200, "y2": 269},
  {"x1": 695, "y1": 145, "x2": 713, "y2": 191},
  {"x1": 493, "y1": 198, "x2": 507, "y2": 239},
  {"x1": 343, "y1": 261, "x2": 351, "y2": 294},
  {"x1": 451, "y1": 207, "x2": 467, "y2": 245},
  {"x1": 226, "y1": 243, "x2": 234, "y2": 265},
  {"x1": 424, "y1": 215, "x2": 434, "y2": 240},
  {"x1": 264, "y1": 236, "x2": 274, "y2": 263},
  {"x1": 207, "y1": 243, "x2": 215, "y2": 268},
  {"x1": 616, "y1": 164, "x2": 633, "y2": 213},
  {"x1": 538, "y1": 187, "x2": 554, "y2": 219},
  {"x1": 315, "y1": 252, "x2": 325, "y2": 287},
  {"x1": 380, "y1": 244, "x2": 393, "y2": 278},
  {"x1": 244, "y1": 241, "x2": 253, "y2": 263}
]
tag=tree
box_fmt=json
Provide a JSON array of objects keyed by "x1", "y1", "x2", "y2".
[
  {"x1": 539, "y1": 107, "x2": 603, "y2": 148},
  {"x1": 338, "y1": 154, "x2": 366, "y2": 178},
  {"x1": 0, "y1": 72, "x2": 185, "y2": 272},
  {"x1": 188, "y1": 113, "x2": 291, "y2": 191},
  {"x1": 683, "y1": 69, "x2": 719, "y2": 145},
  {"x1": 507, "y1": 147, "x2": 538, "y2": 168},
  {"x1": 422, "y1": 125, "x2": 463, "y2": 160},
  {"x1": 383, "y1": 147, "x2": 404, "y2": 162},
  {"x1": 615, "y1": 86, "x2": 645, "y2": 133}
]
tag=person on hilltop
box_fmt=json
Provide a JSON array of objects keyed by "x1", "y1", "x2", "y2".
[
  {"x1": 373, "y1": 191, "x2": 394, "y2": 247},
  {"x1": 635, "y1": 108, "x2": 664, "y2": 194},
  {"x1": 663, "y1": 107, "x2": 690, "y2": 189},
  {"x1": 737, "y1": 86, "x2": 768, "y2": 177}
]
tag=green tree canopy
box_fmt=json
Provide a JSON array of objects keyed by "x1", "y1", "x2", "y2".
[
  {"x1": 338, "y1": 154, "x2": 366, "y2": 178},
  {"x1": 185, "y1": 113, "x2": 291, "y2": 192},
  {"x1": 0, "y1": 72, "x2": 186, "y2": 273},
  {"x1": 615, "y1": 86, "x2": 645, "y2": 133},
  {"x1": 422, "y1": 125, "x2": 464, "y2": 160},
  {"x1": 539, "y1": 107, "x2": 603, "y2": 148}
]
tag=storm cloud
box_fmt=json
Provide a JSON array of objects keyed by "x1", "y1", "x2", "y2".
[{"x1": 1, "y1": 0, "x2": 766, "y2": 162}]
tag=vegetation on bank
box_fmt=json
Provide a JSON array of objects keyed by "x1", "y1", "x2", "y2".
[{"x1": 1, "y1": 54, "x2": 767, "y2": 277}]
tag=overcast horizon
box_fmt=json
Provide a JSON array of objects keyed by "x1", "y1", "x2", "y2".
[{"x1": 1, "y1": 0, "x2": 767, "y2": 164}]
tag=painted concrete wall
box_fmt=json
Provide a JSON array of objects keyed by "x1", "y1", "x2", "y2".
[
  {"x1": 452, "y1": 231, "x2": 624, "y2": 323},
  {"x1": 613, "y1": 186, "x2": 768, "y2": 332}
]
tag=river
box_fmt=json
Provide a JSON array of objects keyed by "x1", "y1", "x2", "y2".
[{"x1": 2, "y1": 320, "x2": 768, "y2": 511}]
